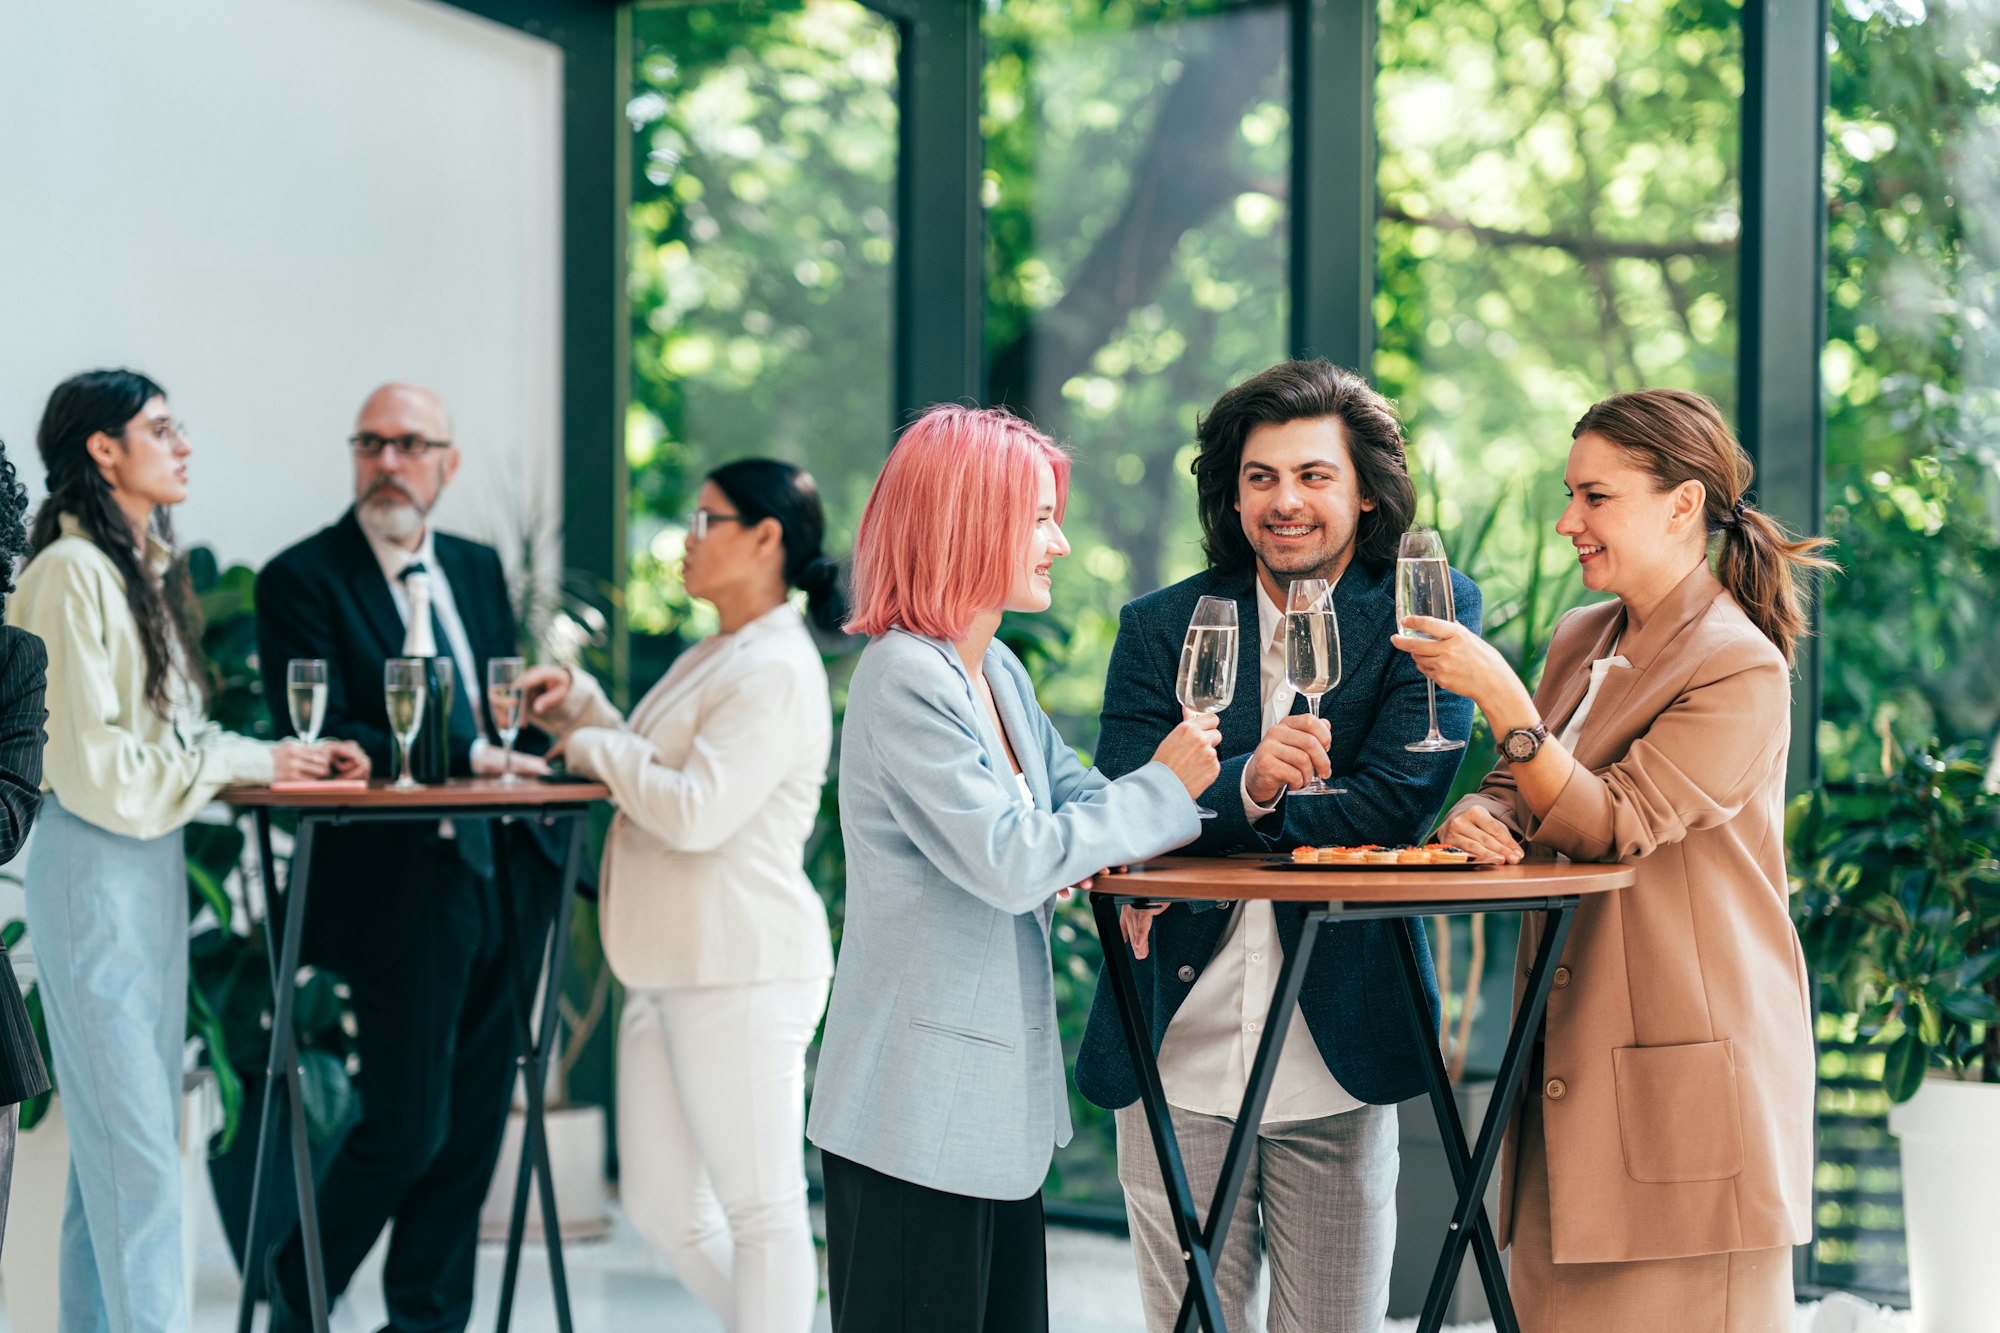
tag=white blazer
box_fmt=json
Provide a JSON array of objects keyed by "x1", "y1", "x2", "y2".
[{"x1": 549, "y1": 603, "x2": 835, "y2": 990}]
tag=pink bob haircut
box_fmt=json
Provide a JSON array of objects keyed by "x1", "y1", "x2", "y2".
[{"x1": 846, "y1": 404, "x2": 1071, "y2": 640}]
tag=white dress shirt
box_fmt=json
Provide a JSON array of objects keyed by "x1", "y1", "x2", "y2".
[
  {"x1": 1557, "y1": 638, "x2": 1629, "y2": 748},
  {"x1": 363, "y1": 524, "x2": 493, "y2": 754},
  {"x1": 1156, "y1": 576, "x2": 1361, "y2": 1124}
]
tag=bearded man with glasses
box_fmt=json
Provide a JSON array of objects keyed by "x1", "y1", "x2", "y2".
[{"x1": 251, "y1": 382, "x2": 575, "y2": 1333}]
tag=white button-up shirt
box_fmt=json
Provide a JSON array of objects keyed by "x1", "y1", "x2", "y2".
[
  {"x1": 1155, "y1": 577, "x2": 1361, "y2": 1124},
  {"x1": 363, "y1": 524, "x2": 491, "y2": 748},
  {"x1": 1557, "y1": 639, "x2": 1629, "y2": 748}
]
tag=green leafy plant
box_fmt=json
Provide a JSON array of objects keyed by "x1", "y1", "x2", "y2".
[
  {"x1": 1790, "y1": 739, "x2": 2000, "y2": 1103},
  {"x1": 187, "y1": 816, "x2": 358, "y2": 1152}
]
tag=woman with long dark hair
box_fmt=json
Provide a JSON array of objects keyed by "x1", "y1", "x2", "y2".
[
  {"x1": 8, "y1": 369, "x2": 366, "y2": 1331},
  {"x1": 1395, "y1": 388, "x2": 1833, "y2": 1330},
  {"x1": 519, "y1": 458, "x2": 845, "y2": 1332},
  {"x1": 0, "y1": 430, "x2": 51, "y2": 1261}
]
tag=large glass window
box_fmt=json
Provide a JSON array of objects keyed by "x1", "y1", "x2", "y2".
[
  {"x1": 984, "y1": 0, "x2": 1291, "y2": 1212},
  {"x1": 1809, "y1": 2, "x2": 2000, "y2": 1300},
  {"x1": 1376, "y1": 0, "x2": 1741, "y2": 690},
  {"x1": 625, "y1": 0, "x2": 898, "y2": 669}
]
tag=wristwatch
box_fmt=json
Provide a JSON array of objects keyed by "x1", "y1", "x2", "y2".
[{"x1": 1499, "y1": 721, "x2": 1551, "y2": 764}]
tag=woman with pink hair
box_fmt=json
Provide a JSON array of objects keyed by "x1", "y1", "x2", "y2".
[{"x1": 807, "y1": 405, "x2": 1220, "y2": 1331}]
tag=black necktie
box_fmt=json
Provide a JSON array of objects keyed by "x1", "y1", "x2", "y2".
[{"x1": 397, "y1": 561, "x2": 493, "y2": 875}]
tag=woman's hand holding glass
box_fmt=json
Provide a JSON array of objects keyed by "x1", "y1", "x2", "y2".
[
  {"x1": 516, "y1": 664, "x2": 575, "y2": 727},
  {"x1": 1390, "y1": 613, "x2": 1538, "y2": 733},
  {"x1": 1152, "y1": 710, "x2": 1223, "y2": 803}
]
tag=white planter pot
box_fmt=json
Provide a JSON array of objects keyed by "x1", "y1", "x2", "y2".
[
  {"x1": 1888, "y1": 1077, "x2": 2000, "y2": 1333},
  {"x1": 3, "y1": 1099, "x2": 71, "y2": 1333},
  {"x1": 2, "y1": 1076, "x2": 218, "y2": 1333},
  {"x1": 478, "y1": 1104, "x2": 612, "y2": 1243}
]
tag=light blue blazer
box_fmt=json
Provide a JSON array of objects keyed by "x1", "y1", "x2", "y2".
[{"x1": 807, "y1": 628, "x2": 1201, "y2": 1199}]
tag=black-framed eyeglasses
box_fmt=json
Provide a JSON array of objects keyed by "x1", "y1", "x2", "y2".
[
  {"x1": 350, "y1": 432, "x2": 453, "y2": 458},
  {"x1": 688, "y1": 509, "x2": 744, "y2": 542}
]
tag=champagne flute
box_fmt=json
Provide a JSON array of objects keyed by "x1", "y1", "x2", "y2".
[
  {"x1": 1283, "y1": 579, "x2": 1347, "y2": 795},
  {"x1": 487, "y1": 657, "x2": 526, "y2": 785},
  {"x1": 1175, "y1": 595, "x2": 1238, "y2": 820},
  {"x1": 1397, "y1": 528, "x2": 1466, "y2": 753},
  {"x1": 385, "y1": 658, "x2": 428, "y2": 789},
  {"x1": 287, "y1": 659, "x2": 328, "y2": 749}
]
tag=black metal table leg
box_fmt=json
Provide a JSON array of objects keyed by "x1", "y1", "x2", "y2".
[
  {"x1": 1394, "y1": 901, "x2": 1579, "y2": 1333},
  {"x1": 1091, "y1": 893, "x2": 1228, "y2": 1333},
  {"x1": 236, "y1": 813, "x2": 332, "y2": 1333},
  {"x1": 1428, "y1": 902, "x2": 1576, "y2": 1333},
  {"x1": 494, "y1": 811, "x2": 585, "y2": 1333},
  {"x1": 1392, "y1": 916, "x2": 1512, "y2": 1327},
  {"x1": 1170, "y1": 909, "x2": 1325, "y2": 1333}
]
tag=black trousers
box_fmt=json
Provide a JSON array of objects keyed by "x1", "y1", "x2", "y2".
[
  {"x1": 822, "y1": 1150, "x2": 1049, "y2": 1333},
  {"x1": 273, "y1": 828, "x2": 558, "y2": 1333}
]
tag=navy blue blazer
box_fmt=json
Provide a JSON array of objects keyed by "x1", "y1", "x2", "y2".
[{"x1": 1074, "y1": 558, "x2": 1481, "y2": 1110}]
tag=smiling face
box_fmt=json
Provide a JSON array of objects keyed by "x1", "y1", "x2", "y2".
[
  {"x1": 1557, "y1": 430, "x2": 1708, "y2": 606},
  {"x1": 1235, "y1": 417, "x2": 1374, "y2": 599},
  {"x1": 1002, "y1": 460, "x2": 1070, "y2": 614},
  {"x1": 92, "y1": 395, "x2": 191, "y2": 510}
]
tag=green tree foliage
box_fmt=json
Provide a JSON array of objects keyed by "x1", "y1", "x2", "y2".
[
  {"x1": 625, "y1": 0, "x2": 897, "y2": 642},
  {"x1": 1820, "y1": 4, "x2": 2000, "y2": 778}
]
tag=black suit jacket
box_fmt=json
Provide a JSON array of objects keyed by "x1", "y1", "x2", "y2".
[
  {"x1": 1074, "y1": 559, "x2": 1479, "y2": 1110},
  {"x1": 0, "y1": 625, "x2": 50, "y2": 1106},
  {"x1": 255, "y1": 510, "x2": 566, "y2": 971}
]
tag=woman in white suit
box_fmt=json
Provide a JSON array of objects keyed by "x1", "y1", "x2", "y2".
[{"x1": 519, "y1": 459, "x2": 840, "y2": 1333}]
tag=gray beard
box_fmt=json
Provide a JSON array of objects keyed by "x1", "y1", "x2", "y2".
[{"x1": 357, "y1": 497, "x2": 426, "y2": 544}]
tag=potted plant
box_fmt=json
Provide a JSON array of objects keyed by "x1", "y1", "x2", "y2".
[
  {"x1": 1790, "y1": 738, "x2": 2000, "y2": 1333},
  {"x1": 189, "y1": 812, "x2": 361, "y2": 1277}
]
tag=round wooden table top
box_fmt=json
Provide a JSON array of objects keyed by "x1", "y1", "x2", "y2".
[
  {"x1": 1097, "y1": 855, "x2": 1634, "y2": 904},
  {"x1": 221, "y1": 776, "x2": 611, "y2": 809}
]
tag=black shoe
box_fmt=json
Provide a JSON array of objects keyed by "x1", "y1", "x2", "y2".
[{"x1": 263, "y1": 1241, "x2": 312, "y2": 1333}]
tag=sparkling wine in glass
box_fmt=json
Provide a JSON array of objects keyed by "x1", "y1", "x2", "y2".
[
  {"x1": 1175, "y1": 595, "x2": 1238, "y2": 820},
  {"x1": 487, "y1": 657, "x2": 526, "y2": 785},
  {"x1": 385, "y1": 658, "x2": 429, "y2": 789},
  {"x1": 1396, "y1": 528, "x2": 1466, "y2": 753},
  {"x1": 1284, "y1": 579, "x2": 1347, "y2": 795},
  {"x1": 287, "y1": 659, "x2": 328, "y2": 747}
]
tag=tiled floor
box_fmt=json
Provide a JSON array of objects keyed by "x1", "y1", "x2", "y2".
[{"x1": 1, "y1": 1183, "x2": 1917, "y2": 1332}]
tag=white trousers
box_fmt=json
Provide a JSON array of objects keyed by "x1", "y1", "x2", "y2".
[{"x1": 617, "y1": 978, "x2": 828, "y2": 1333}]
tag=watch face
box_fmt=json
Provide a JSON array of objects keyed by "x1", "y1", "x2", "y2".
[{"x1": 1504, "y1": 730, "x2": 1537, "y2": 761}]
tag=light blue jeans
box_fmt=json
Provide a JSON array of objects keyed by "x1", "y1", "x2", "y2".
[{"x1": 25, "y1": 791, "x2": 189, "y2": 1333}]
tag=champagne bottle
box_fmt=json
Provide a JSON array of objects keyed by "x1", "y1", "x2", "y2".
[{"x1": 401, "y1": 571, "x2": 454, "y2": 786}]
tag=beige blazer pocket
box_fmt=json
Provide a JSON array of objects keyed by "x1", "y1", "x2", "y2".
[{"x1": 1611, "y1": 1040, "x2": 1744, "y2": 1183}]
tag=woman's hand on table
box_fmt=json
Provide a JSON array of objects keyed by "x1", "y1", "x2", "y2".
[
  {"x1": 518, "y1": 665, "x2": 574, "y2": 728},
  {"x1": 1437, "y1": 806, "x2": 1524, "y2": 864},
  {"x1": 272, "y1": 742, "x2": 331, "y2": 783},
  {"x1": 1392, "y1": 615, "x2": 1537, "y2": 731},
  {"x1": 272, "y1": 739, "x2": 370, "y2": 783},
  {"x1": 1153, "y1": 710, "x2": 1223, "y2": 801}
]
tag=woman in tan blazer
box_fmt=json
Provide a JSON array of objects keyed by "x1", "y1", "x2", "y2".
[{"x1": 1392, "y1": 389, "x2": 1834, "y2": 1331}]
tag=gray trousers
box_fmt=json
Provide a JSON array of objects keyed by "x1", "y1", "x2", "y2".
[{"x1": 1115, "y1": 1101, "x2": 1398, "y2": 1333}]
